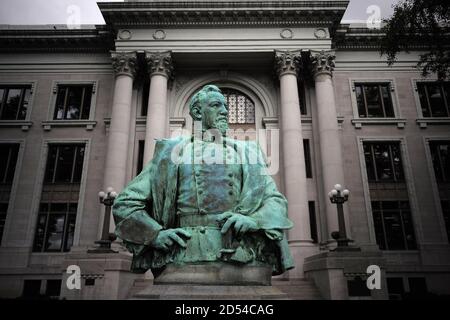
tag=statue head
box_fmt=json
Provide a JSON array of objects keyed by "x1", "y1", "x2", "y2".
[{"x1": 189, "y1": 84, "x2": 229, "y2": 136}]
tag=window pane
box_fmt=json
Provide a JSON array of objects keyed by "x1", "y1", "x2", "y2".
[
  {"x1": 400, "y1": 202, "x2": 417, "y2": 250},
  {"x1": 0, "y1": 203, "x2": 8, "y2": 245},
  {"x1": 441, "y1": 200, "x2": 450, "y2": 242},
  {"x1": 44, "y1": 146, "x2": 58, "y2": 183},
  {"x1": 2, "y1": 89, "x2": 21, "y2": 120},
  {"x1": 18, "y1": 88, "x2": 31, "y2": 120},
  {"x1": 222, "y1": 88, "x2": 255, "y2": 124},
  {"x1": 372, "y1": 204, "x2": 386, "y2": 250},
  {"x1": 364, "y1": 85, "x2": 384, "y2": 117},
  {"x1": 44, "y1": 214, "x2": 65, "y2": 251},
  {"x1": 65, "y1": 86, "x2": 83, "y2": 119},
  {"x1": 355, "y1": 85, "x2": 366, "y2": 117},
  {"x1": 54, "y1": 146, "x2": 76, "y2": 183},
  {"x1": 390, "y1": 144, "x2": 405, "y2": 181},
  {"x1": 303, "y1": 139, "x2": 312, "y2": 178},
  {"x1": 438, "y1": 143, "x2": 450, "y2": 182},
  {"x1": 382, "y1": 202, "x2": 406, "y2": 250},
  {"x1": 373, "y1": 144, "x2": 394, "y2": 181},
  {"x1": 381, "y1": 85, "x2": 395, "y2": 117},
  {"x1": 81, "y1": 87, "x2": 92, "y2": 119},
  {"x1": 0, "y1": 88, "x2": 4, "y2": 107},
  {"x1": 363, "y1": 144, "x2": 376, "y2": 181},
  {"x1": 33, "y1": 214, "x2": 47, "y2": 252},
  {"x1": 64, "y1": 211, "x2": 77, "y2": 252},
  {"x1": 54, "y1": 87, "x2": 67, "y2": 120},
  {"x1": 72, "y1": 146, "x2": 85, "y2": 183},
  {"x1": 427, "y1": 84, "x2": 447, "y2": 117},
  {"x1": 418, "y1": 84, "x2": 430, "y2": 117}
]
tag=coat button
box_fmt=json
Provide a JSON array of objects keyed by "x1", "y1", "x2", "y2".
[
  {"x1": 228, "y1": 173, "x2": 233, "y2": 178},
  {"x1": 200, "y1": 209, "x2": 207, "y2": 215},
  {"x1": 199, "y1": 226, "x2": 206, "y2": 233},
  {"x1": 198, "y1": 190, "x2": 203, "y2": 195},
  {"x1": 228, "y1": 190, "x2": 233, "y2": 196},
  {"x1": 228, "y1": 182, "x2": 234, "y2": 186}
]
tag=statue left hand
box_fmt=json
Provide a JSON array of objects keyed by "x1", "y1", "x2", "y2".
[{"x1": 216, "y1": 212, "x2": 259, "y2": 235}]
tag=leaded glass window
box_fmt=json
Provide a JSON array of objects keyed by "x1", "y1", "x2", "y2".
[{"x1": 221, "y1": 88, "x2": 255, "y2": 124}]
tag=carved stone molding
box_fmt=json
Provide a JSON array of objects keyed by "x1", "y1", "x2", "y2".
[
  {"x1": 274, "y1": 50, "x2": 302, "y2": 77},
  {"x1": 111, "y1": 51, "x2": 137, "y2": 78},
  {"x1": 145, "y1": 51, "x2": 174, "y2": 79},
  {"x1": 311, "y1": 50, "x2": 335, "y2": 78}
]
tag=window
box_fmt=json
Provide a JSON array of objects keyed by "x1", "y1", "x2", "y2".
[
  {"x1": 417, "y1": 82, "x2": 450, "y2": 117},
  {"x1": 221, "y1": 88, "x2": 255, "y2": 124},
  {"x1": 303, "y1": 139, "x2": 312, "y2": 178},
  {"x1": 298, "y1": 81, "x2": 307, "y2": 115},
  {"x1": 387, "y1": 277, "x2": 404, "y2": 300},
  {"x1": 308, "y1": 201, "x2": 318, "y2": 243},
  {"x1": 0, "y1": 143, "x2": 20, "y2": 245},
  {"x1": 137, "y1": 140, "x2": 145, "y2": 176},
  {"x1": 363, "y1": 142, "x2": 404, "y2": 182},
  {"x1": 441, "y1": 201, "x2": 450, "y2": 241},
  {"x1": 45, "y1": 280, "x2": 62, "y2": 298},
  {"x1": 355, "y1": 83, "x2": 395, "y2": 118},
  {"x1": 372, "y1": 201, "x2": 417, "y2": 250},
  {"x1": 0, "y1": 85, "x2": 31, "y2": 120},
  {"x1": 141, "y1": 79, "x2": 150, "y2": 117},
  {"x1": 22, "y1": 280, "x2": 42, "y2": 298},
  {"x1": 53, "y1": 84, "x2": 93, "y2": 120},
  {"x1": 33, "y1": 144, "x2": 85, "y2": 252},
  {"x1": 429, "y1": 141, "x2": 450, "y2": 183}
]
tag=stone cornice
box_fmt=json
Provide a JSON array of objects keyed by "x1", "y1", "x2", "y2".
[
  {"x1": 145, "y1": 51, "x2": 174, "y2": 79},
  {"x1": 98, "y1": 1, "x2": 349, "y2": 28},
  {"x1": 111, "y1": 51, "x2": 137, "y2": 78},
  {"x1": 0, "y1": 26, "x2": 114, "y2": 53}
]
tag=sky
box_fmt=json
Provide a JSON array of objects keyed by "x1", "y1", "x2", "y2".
[{"x1": 0, "y1": 0, "x2": 400, "y2": 25}]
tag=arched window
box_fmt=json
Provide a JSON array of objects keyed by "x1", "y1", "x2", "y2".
[{"x1": 220, "y1": 88, "x2": 255, "y2": 124}]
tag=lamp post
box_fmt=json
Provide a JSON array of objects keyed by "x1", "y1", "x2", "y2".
[
  {"x1": 89, "y1": 187, "x2": 117, "y2": 253},
  {"x1": 328, "y1": 184, "x2": 353, "y2": 250}
]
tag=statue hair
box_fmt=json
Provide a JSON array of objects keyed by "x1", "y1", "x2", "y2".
[{"x1": 189, "y1": 84, "x2": 222, "y2": 120}]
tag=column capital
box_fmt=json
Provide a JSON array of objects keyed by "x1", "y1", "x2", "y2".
[
  {"x1": 311, "y1": 50, "x2": 336, "y2": 78},
  {"x1": 111, "y1": 51, "x2": 137, "y2": 78},
  {"x1": 274, "y1": 50, "x2": 302, "y2": 78},
  {"x1": 145, "y1": 51, "x2": 174, "y2": 79}
]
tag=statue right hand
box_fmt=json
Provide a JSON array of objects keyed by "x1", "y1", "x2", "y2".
[{"x1": 151, "y1": 228, "x2": 192, "y2": 252}]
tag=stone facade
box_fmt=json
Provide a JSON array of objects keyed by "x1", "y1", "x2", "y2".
[{"x1": 0, "y1": 0, "x2": 449, "y2": 299}]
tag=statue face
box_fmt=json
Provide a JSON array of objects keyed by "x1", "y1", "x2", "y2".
[{"x1": 201, "y1": 91, "x2": 229, "y2": 135}]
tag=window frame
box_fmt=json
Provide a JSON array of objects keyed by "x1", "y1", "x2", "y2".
[
  {"x1": 357, "y1": 136, "x2": 422, "y2": 250},
  {"x1": 0, "y1": 81, "x2": 36, "y2": 131},
  {"x1": 349, "y1": 79, "x2": 405, "y2": 129},
  {"x1": 43, "y1": 80, "x2": 98, "y2": 131},
  {"x1": 412, "y1": 79, "x2": 450, "y2": 127},
  {"x1": 0, "y1": 140, "x2": 25, "y2": 247},
  {"x1": 29, "y1": 139, "x2": 91, "y2": 254}
]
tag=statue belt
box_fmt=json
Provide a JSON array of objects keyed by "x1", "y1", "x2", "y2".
[{"x1": 178, "y1": 212, "x2": 221, "y2": 228}]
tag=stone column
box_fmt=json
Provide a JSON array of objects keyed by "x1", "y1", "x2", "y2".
[
  {"x1": 311, "y1": 51, "x2": 349, "y2": 242},
  {"x1": 275, "y1": 51, "x2": 315, "y2": 277},
  {"x1": 143, "y1": 51, "x2": 174, "y2": 164},
  {"x1": 102, "y1": 52, "x2": 136, "y2": 232},
  {"x1": 104, "y1": 51, "x2": 137, "y2": 192}
]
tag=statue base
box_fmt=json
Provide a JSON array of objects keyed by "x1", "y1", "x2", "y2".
[{"x1": 154, "y1": 263, "x2": 272, "y2": 286}]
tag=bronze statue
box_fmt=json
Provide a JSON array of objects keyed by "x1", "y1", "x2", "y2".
[{"x1": 112, "y1": 85, "x2": 294, "y2": 283}]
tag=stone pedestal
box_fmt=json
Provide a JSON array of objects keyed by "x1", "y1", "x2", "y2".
[
  {"x1": 60, "y1": 251, "x2": 139, "y2": 300},
  {"x1": 304, "y1": 251, "x2": 388, "y2": 300}
]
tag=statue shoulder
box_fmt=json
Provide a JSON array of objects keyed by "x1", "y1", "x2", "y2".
[{"x1": 154, "y1": 136, "x2": 189, "y2": 154}]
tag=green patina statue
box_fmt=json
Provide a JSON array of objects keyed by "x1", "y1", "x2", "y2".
[{"x1": 112, "y1": 84, "x2": 294, "y2": 280}]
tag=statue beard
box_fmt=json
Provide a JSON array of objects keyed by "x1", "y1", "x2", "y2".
[{"x1": 211, "y1": 118, "x2": 229, "y2": 136}]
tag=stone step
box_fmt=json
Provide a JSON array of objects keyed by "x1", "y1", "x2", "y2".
[{"x1": 128, "y1": 278, "x2": 323, "y2": 300}]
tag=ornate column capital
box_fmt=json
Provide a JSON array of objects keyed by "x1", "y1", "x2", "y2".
[
  {"x1": 111, "y1": 51, "x2": 137, "y2": 78},
  {"x1": 311, "y1": 50, "x2": 335, "y2": 78},
  {"x1": 274, "y1": 50, "x2": 302, "y2": 78},
  {"x1": 145, "y1": 51, "x2": 174, "y2": 79}
]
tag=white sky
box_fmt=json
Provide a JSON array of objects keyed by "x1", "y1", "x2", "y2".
[{"x1": 0, "y1": 0, "x2": 399, "y2": 25}]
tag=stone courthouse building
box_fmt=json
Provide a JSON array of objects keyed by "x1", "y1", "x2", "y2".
[{"x1": 0, "y1": 0, "x2": 449, "y2": 299}]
